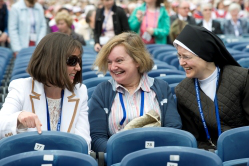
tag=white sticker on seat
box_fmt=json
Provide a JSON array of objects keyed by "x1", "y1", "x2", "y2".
[
  {"x1": 167, "y1": 162, "x2": 178, "y2": 166},
  {"x1": 34, "y1": 143, "x2": 45, "y2": 151},
  {"x1": 145, "y1": 141, "x2": 155, "y2": 148},
  {"x1": 43, "y1": 155, "x2": 54, "y2": 161},
  {"x1": 170, "y1": 155, "x2": 180, "y2": 161}
]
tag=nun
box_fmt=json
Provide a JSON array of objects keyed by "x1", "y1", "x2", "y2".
[{"x1": 173, "y1": 24, "x2": 249, "y2": 150}]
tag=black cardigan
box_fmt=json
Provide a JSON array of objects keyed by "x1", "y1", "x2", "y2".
[{"x1": 94, "y1": 4, "x2": 130, "y2": 45}]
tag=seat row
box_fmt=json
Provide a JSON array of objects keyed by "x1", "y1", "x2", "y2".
[{"x1": 1, "y1": 126, "x2": 249, "y2": 166}]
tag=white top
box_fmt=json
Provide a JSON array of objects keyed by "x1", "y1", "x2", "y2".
[
  {"x1": 231, "y1": 20, "x2": 240, "y2": 36},
  {"x1": 198, "y1": 67, "x2": 218, "y2": 101},
  {"x1": 47, "y1": 97, "x2": 61, "y2": 131},
  {"x1": 203, "y1": 19, "x2": 213, "y2": 32}
]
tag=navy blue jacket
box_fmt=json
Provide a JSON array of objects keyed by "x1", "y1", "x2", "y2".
[{"x1": 88, "y1": 78, "x2": 182, "y2": 152}]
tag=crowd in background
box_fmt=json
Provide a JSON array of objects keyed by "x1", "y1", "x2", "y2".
[{"x1": 1, "y1": 0, "x2": 249, "y2": 53}]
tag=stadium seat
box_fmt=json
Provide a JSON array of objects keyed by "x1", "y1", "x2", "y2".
[
  {"x1": 237, "y1": 58, "x2": 249, "y2": 68},
  {"x1": 82, "y1": 71, "x2": 110, "y2": 80},
  {"x1": 148, "y1": 69, "x2": 185, "y2": 77},
  {"x1": 232, "y1": 43, "x2": 249, "y2": 51},
  {"x1": 0, "y1": 150, "x2": 97, "y2": 166},
  {"x1": 156, "y1": 75, "x2": 185, "y2": 84},
  {"x1": 217, "y1": 126, "x2": 249, "y2": 162},
  {"x1": 222, "y1": 158, "x2": 249, "y2": 166},
  {"x1": 87, "y1": 86, "x2": 96, "y2": 99},
  {"x1": 169, "y1": 83, "x2": 179, "y2": 95},
  {"x1": 115, "y1": 146, "x2": 222, "y2": 166},
  {"x1": 83, "y1": 77, "x2": 112, "y2": 88},
  {"x1": 0, "y1": 131, "x2": 88, "y2": 159},
  {"x1": 10, "y1": 73, "x2": 30, "y2": 82},
  {"x1": 106, "y1": 127, "x2": 197, "y2": 166}
]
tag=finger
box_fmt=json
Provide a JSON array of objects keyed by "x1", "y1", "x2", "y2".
[{"x1": 35, "y1": 118, "x2": 42, "y2": 134}]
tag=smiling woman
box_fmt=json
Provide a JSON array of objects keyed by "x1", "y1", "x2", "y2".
[
  {"x1": 0, "y1": 32, "x2": 91, "y2": 151},
  {"x1": 89, "y1": 32, "x2": 182, "y2": 153},
  {"x1": 173, "y1": 24, "x2": 249, "y2": 150}
]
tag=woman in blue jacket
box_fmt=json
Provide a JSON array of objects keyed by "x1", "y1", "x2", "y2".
[{"x1": 88, "y1": 32, "x2": 182, "y2": 153}]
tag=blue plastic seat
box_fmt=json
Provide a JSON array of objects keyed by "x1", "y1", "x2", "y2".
[
  {"x1": 222, "y1": 158, "x2": 249, "y2": 166},
  {"x1": 217, "y1": 126, "x2": 249, "y2": 162},
  {"x1": 10, "y1": 73, "x2": 30, "y2": 82},
  {"x1": 106, "y1": 127, "x2": 197, "y2": 166},
  {"x1": 232, "y1": 54, "x2": 249, "y2": 61},
  {"x1": 82, "y1": 71, "x2": 110, "y2": 80},
  {"x1": 242, "y1": 47, "x2": 249, "y2": 52},
  {"x1": 0, "y1": 150, "x2": 97, "y2": 166},
  {"x1": 152, "y1": 63, "x2": 177, "y2": 70},
  {"x1": 87, "y1": 86, "x2": 96, "y2": 99},
  {"x1": 154, "y1": 51, "x2": 176, "y2": 60},
  {"x1": 83, "y1": 77, "x2": 112, "y2": 88},
  {"x1": 232, "y1": 43, "x2": 249, "y2": 51},
  {"x1": 237, "y1": 58, "x2": 249, "y2": 68},
  {"x1": 0, "y1": 131, "x2": 88, "y2": 159},
  {"x1": 148, "y1": 69, "x2": 185, "y2": 77},
  {"x1": 169, "y1": 83, "x2": 179, "y2": 95},
  {"x1": 156, "y1": 75, "x2": 186, "y2": 84},
  {"x1": 116, "y1": 146, "x2": 222, "y2": 166}
]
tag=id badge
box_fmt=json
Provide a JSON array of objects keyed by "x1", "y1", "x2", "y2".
[
  {"x1": 30, "y1": 33, "x2": 37, "y2": 42},
  {"x1": 142, "y1": 31, "x2": 152, "y2": 42},
  {"x1": 100, "y1": 36, "x2": 110, "y2": 45}
]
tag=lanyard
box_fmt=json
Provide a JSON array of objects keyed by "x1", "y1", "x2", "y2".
[
  {"x1": 195, "y1": 67, "x2": 221, "y2": 147},
  {"x1": 102, "y1": 9, "x2": 112, "y2": 34},
  {"x1": 45, "y1": 90, "x2": 64, "y2": 131},
  {"x1": 119, "y1": 90, "x2": 144, "y2": 126},
  {"x1": 145, "y1": 6, "x2": 159, "y2": 28}
]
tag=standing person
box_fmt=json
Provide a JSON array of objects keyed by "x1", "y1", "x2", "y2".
[
  {"x1": 223, "y1": 3, "x2": 248, "y2": 36},
  {"x1": 0, "y1": 32, "x2": 91, "y2": 150},
  {"x1": 94, "y1": 0, "x2": 130, "y2": 52},
  {"x1": 89, "y1": 32, "x2": 182, "y2": 153},
  {"x1": 174, "y1": 25, "x2": 249, "y2": 150},
  {"x1": 8, "y1": 0, "x2": 47, "y2": 57},
  {"x1": 197, "y1": 3, "x2": 223, "y2": 34},
  {"x1": 0, "y1": 0, "x2": 9, "y2": 47},
  {"x1": 128, "y1": 0, "x2": 169, "y2": 44},
  {"x1": 170, "y1": 1, "x2": 196, "y2": 25},
  {"x1": 55, "y1": 11, "x2": 86, "y2": 46}
]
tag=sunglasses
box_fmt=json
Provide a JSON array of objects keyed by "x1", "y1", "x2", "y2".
[{"x1": 66, "y1": 55, "x2": 81, "y2": 66}]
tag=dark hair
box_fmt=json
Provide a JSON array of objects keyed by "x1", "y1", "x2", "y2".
[
  {"x1": 85, "y1": 9, "x2": 95, "y2": 24},
  {"x1": 156, "y1": 0, "x2": 164, "y2": 8},
  {"x1": 27, "y1": 32, "x2": 83, "y2": 92}
]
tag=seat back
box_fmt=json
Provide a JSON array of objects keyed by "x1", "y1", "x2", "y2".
[
  {"x1": 217, "y1": 126, "x2": 249, "y2": 162},
  {"x1": 106, "y1": 127, "x2": 197, "y2": 166},
  {"x1": 0, "y1": 150, "x2": 97, "y2": 166},
  {"x1": 119, "y1": 146, "x2": 222, "y2": 166},
  {"x1": 0, "y1": 131, "x2": 88, "y2": 159},
  {"x1": 83, "y1": 77, "x2": 112, "y2": 88}
]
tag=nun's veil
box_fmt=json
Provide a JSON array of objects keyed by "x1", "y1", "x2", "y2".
[{"x1": 173, "y1": 24, "x2": 240, "y2": 67}]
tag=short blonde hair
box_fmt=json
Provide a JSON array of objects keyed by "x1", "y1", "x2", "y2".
[
  {"x1": 55, "y1": 11, "x2": 73, "y2": 28},
  {"x1": 94, "y1": 32, "x2": 154, "y2": 74}
]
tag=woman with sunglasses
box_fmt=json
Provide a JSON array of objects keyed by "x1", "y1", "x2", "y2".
[
  {"x1": 174, "y1": 25, "x2": 249, "y2": 150},
  {"x1": 0, "y1": 32, "x2": 91, "y2": 150}
]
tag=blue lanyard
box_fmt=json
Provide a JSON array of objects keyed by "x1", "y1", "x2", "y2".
[
  {"x1": 102, "y1": 9, "x2": 112, "y2": 34},
  {"x1": 45, "y1": 90, "x2": 64, "y2": 131},
  {"x1": 195, "y1": 67, "x2": 221, "y2": 147},
  {"x1": 145, "y1": 6, "x2": 159, "y2": 28},
  {"x1": 119, "y1": 90, "x2": 144, "y2": 126}
]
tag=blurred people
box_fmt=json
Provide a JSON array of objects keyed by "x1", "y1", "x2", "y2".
[
  {"x1": 89, "y1": 32, "x2": 182, "y2": 153},
  {"x1": 169, "y1": 19, "x2": 187, "y2": 44},
  {"x1": 129, "y1": 0, "x2": 170, "y2": 44},
  {"x1": 170, "y1": 1, "x2": 196, "y2": 25},
  {"x1": 198, "y1": 3, "x2": 223, "y2": 34},
  {"x1": 75, "y1": 9, "x2": 96, "y2": 43},
  {"x1": 0, "y1": 32, "x2": 91, "y2": 150},
  {"x1": 55, "y1": 11, "x2": 86, "y2": 45},
  {"x1": 174, "y1": 25, "x2": 249, "y2": 150},
  {"x1": 223, "y1": 3, "x2": 248, "y2": 36},
  {"x1": 0, "y1": 0, "x2": 9, "y2": 47},
  {"x1": 94, "y1": 0, "x2": 129, "y2": 52},
  {"x1": 8, "y1": 0, "x2": 47, "y2": 56}
]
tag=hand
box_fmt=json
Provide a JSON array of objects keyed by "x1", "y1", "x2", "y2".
[
  {"x1": 146, "y1": 27, "x2": 154, "y2": 35},
  {"x1": 0, "y1": 32, "x2": 8, "y2": 42},
  {"x1": 94, "y1": 43, "x2": 102, "y2": 52},
  {"x1": 17, "y1": 111, "x2": 42, "y2": 134},
  {"x1": 136, "y1": 10, "x2": 144, "y2": 22}
]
